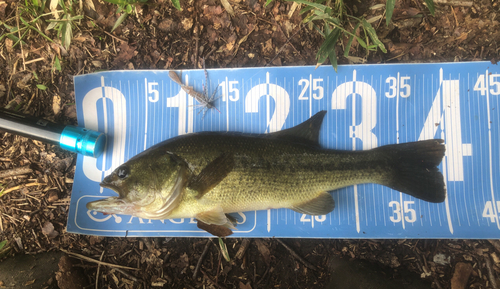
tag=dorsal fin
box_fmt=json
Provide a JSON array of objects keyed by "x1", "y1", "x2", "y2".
[{"x1": 269, "y1": 110, "x2": 326, "y2": 145}]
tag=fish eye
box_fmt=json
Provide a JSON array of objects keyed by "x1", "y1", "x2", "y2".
[{"x1": 116, "y1": 166, "x2": 130, "y2": 179}]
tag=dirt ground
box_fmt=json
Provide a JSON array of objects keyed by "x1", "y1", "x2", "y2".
[{"x1": 1, "y1": 0, "x2": 500, "y2": 288}]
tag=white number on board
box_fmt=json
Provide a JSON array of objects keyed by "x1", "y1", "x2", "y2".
[
  {"x1": 221, "y1": 80, "x2": 240, "y2": 101},
  {"x1": 147, "y1": 81, "x2": 159, "y2": 102},
  {"x1": 389, "y1": 201, "x2": 416, "y2": 223},
  {"x1": 300, "y1": 214, "x2": 327, "y2": 228},
  {"x1": 482, "y1": 201, "x2": 500, "y2": 222},
  {"x1": 298, "y1": 76, "x2": 324, "y2": 100},
  {"x1": 474, "y1": 73, "x2": 500, "y2": 95},
  {"x1": 385, "y1": 75, "x2": 411, "y2": 98}
]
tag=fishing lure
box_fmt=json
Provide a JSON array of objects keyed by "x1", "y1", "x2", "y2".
[{"x1": 169, "y1": 66, "x2": 220, "y2": 116}]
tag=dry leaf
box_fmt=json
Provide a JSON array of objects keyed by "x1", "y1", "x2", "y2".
[
  {"x1": 50, "y1": 0, "x2": 60, "y2": 19},
  {"x1": 42, "y1": 221, "x2": 59, "y2": 238},
  {"x1": 220, "y1": 0, "x2": 234, "y2": 16},
  {"x1": 254, "y1": 239, "x2": 270, "y2": 266}
]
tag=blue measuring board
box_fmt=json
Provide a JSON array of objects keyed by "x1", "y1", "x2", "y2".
[{"x1": 68, "y1": 61, "x2": 500, "y2": 238}]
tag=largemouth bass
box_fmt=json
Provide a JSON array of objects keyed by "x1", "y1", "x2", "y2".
[{"x1": 87, "y1": 111, "x2": 446, "y2": 236}]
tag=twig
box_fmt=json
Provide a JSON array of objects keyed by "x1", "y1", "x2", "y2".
[
  {"x1": 24, "y1": 57, "x2": 45, "y2": 65},
  {"x1": 0, "y1": 182, "x2": 44, "y2": 197},
  {"x1": 276, "y1": 239, "x2": 318, "y2": 271},
  {"x1": 31, "y1": 229, "x2": 42, "y2": 249},
  {"x1": 488, "y1": 240, "x2": 500, "y2": 253},
  {"x1": 412, "y1": 0, "x2": 432, "y2": 25},
  {"x1": 485, "y1": 255, "x2": 499, "y2": 289},
  {"x1": 60, "y1": 249, "x2": 140, "y2": 271},
  {"x1": 273, "y1": 19, "x2": 298, "y2": 53},
  {"x1": 115, "y1": 268, "x2": 141, "y2": 282},
  {"x1": 193, "y1": 239, "x2": 211, "y2": 279},
  {"x1": 16, "y1": 6, "x2": 26, "y2": 71},
  {"x1": 95, "y1": 250, "x2": 105, "y2": 289},
  {"x1": 257, "y1": 267, "x2": 269, "y2": 285},
  {"x1": 200, "y1": 269, "x2": 226, "y2": 289},
  {"x1": 235, "y1": 239, "x2": 251, "y2": 260},
  {"x1": 103, "y1": 30, "x2": 127, "y2": 43},
  {"x1": 0, "y1": 165, "x2": 32, "y2": 179},
  {"x1": 433, "y1": 276, "x2": 444, "y2": 289},
  {"x1": 434, "y1": 0, "x2": 472, "y2": 6},
  {"x1": 193, "y1": 7, "x2": 200, "y2": 69},
  {"x1": 265, "y1": 24, "x2": 304, "y2": 67},
  {"x1": 451, "y1": 5, "x2": 459, "y2": 27},
  {"x1": 204, "y1": 46, "x2": 217, "y2": 60}
]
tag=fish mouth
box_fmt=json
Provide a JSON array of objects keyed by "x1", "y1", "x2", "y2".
[
  {"x1": 86, "y1": 197, "x2": 137, "y2": 215},
  {"x1": 87, "y1": 182, "x2": 134, "y2": 215},
  {"x1": 99, "y1": 182, "x2": 122, "y2": 196}
]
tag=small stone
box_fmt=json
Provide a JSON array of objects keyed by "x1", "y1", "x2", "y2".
[{"x1": 451, "y1": 262, "x2": 473, "y2": 289}]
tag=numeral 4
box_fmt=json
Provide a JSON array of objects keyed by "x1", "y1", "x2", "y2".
[
  {"x1": 482, "y1": 201, "x2": 500, "y2": 222},
  {"x1": 474, "y1": 74, "x2": 500, "y2": 96}
]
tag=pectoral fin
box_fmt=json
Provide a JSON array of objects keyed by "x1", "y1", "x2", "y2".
[
  {"x1": 291, "y1": 192, "x2": 335, "y2": 215},
  {"x1": 188, "y1": 153, "x2": 234, "y2": 198}
]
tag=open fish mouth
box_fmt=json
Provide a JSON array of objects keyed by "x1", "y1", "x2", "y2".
[
  {"x1": 86, "y1": 197, "x2": 137, "y2": 215},
  {"x1": 99, "y1": 182, "x2": 122, "y2": 195}
]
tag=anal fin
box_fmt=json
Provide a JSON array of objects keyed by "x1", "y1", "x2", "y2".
[
  {"x1": 291, "y1": 192, "x2": 335, "y2": 215},
  {"x1": 197, "y1": 221, "x2": 233, "y2": 237},
  {"x1": 196, "y1": 208, "x2": 238, "y2": 237}
]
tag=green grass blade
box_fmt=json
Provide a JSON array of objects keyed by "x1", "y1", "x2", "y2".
[
  {"x1": 289, "y1": 0, "x2": 330, "y2": 12},
  {"x1": 299, "y1": 5, "x2": 315, "y2": 15},
  {"x1": 218, "y1": 238, "x2": 230, "y2": 262},
  {"x1": 265, "y1": 0, "x2": 273, "y2": 7},
  {"x1": 19, "y1": 16, "x2": 53, "y2": 43},
  {"x1": 63, "y1": 21, "x2": 72, "y2": 49},
  {"x1": 386, "y1": 0, "x2": 395, "y2": 26},
  {"x1": 101, "y1": 0, "x2": 129, "y2": 4},
  {"x1": 317, "y1": 27, "x2": 340, "y2": 67},
  {"x1": 54, "y1": 56, "x2": 62, "y2": 72},
  {"x1": 424, "y1": 0, "x2": 435, "y2": 15},
  {"x1": 328, "y1": 46, "x2": 338, "y2": 72},
  {"x1": 111, "y1": 12, "x2": 129, "y2": 32},
  {"x1": 171, "y1": 0, "x2": 181, "y2": 10},
  {"x1": 312, "y1": 23, "x2": 324, "y2": 37},
  {"x1": 344, "y1": 22, "x2": 361, "y2": 57},
  {"x1": 361, "y1": 18, "x2": 387, "y2": 53},
  {"x1": 0, "y1": 240, "x2": 7, "y2": 251}
]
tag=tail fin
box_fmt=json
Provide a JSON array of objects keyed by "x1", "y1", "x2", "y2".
[{"x1": 375, "y1": 139, "x2": 446, "y2": 203}]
